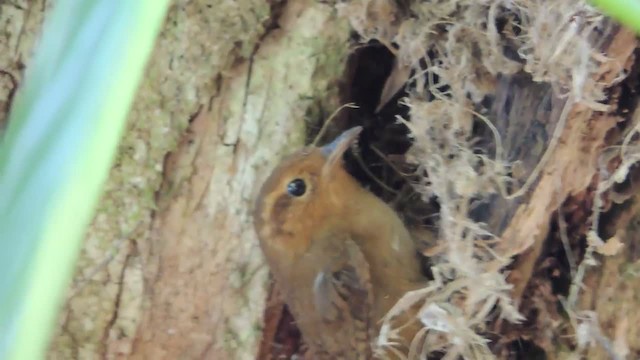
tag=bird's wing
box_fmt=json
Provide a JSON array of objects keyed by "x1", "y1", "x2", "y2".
[{"x1": 311, "y1": 237, "x2": 375, "y2": 359}]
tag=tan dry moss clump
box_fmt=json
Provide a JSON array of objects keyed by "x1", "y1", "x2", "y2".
[{"x1": 335, "y1": 0, "x2": 619, "y2": 358}]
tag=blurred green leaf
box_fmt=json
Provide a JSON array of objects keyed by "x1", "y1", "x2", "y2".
[
  {"x1": 0, "y1": 1, "x2": 169, "y2": 358},
  {"x1": 590, "y1": 0, "x2": 640, "y2": 33}
]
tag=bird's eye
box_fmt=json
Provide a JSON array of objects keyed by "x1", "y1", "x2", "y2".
[{"x1": 287, "y1": 178, "x2": 307, "y2": 197}]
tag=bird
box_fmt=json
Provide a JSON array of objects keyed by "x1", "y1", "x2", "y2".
[{"x1": 253, "y1": 126, "x2": 428, "y2": 359}]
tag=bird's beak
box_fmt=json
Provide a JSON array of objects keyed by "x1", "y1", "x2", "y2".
[{"x1": 320, "y1": 126, "x2": 362, "y2": 174}]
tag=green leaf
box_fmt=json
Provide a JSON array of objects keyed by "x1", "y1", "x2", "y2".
[
  {"x1": 0, "y1": 1, "x2": 169, "y2": 358},
  {"x1": 590, "y1": 0, "x2": 640, "y2": 33}
]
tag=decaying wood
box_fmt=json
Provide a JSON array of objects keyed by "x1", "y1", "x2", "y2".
[
  {"x1": 256, "y1": 284, "x2": 303, "y2": 360},
  {"x1": 485, "y1": 27, "x2": 639, "y2": 357},
  {"x1": 488, "y1": 27, "x2": 637, "y2": 302},
  {"x1": 580, "y1": 209, "x2": 640, "y2": 359}
]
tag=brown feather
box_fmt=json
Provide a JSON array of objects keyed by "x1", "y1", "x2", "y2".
[{"x1": 253, "y1": 127, "x2": 428, "y2": 359}]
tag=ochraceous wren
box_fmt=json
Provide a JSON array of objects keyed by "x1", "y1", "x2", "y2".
[{"x1": 254, "y1": 126, "x2": 427, "y2": 359}]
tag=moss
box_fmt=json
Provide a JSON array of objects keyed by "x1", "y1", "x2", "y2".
[{"x1": 333, "y1": 0, "x2": 624, "y2": 357}]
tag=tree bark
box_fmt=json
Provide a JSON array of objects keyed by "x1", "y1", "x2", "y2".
[
  {"x1": 0, "y1": 0, "x2": 48, "y2": 130},
  {"x1": 42, "y1": 1, "x2": 349, "y2": 359}
]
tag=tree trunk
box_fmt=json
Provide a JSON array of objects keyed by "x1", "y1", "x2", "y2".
[{"x1": 41, "y1": 0, "x2": 349, "y2": 359}]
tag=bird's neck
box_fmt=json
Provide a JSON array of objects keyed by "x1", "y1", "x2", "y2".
[
  {"x1": 327, "y1": 171, "x2": 419, "y2": 268},
  {"x1": 343, "y1": 186, "x2": 425, "y2": 319},
  {"x1": 348, "y1": 190, "x2": 408, "y2": 244}
]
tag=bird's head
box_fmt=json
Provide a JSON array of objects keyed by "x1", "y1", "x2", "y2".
[{"x1": 253, "y1": 126, "x2": 364, "y2": 256}]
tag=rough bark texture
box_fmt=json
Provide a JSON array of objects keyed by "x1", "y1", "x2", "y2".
[
  {"x1": 0, "y1": 1, "x2": 47, "y2": 130},
  {"x1": 128, "y1": 3, "x2": 349, "y2": 359},
  {"x1": 16, "y1": 0, "x2": 349, "y2": 359}
]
